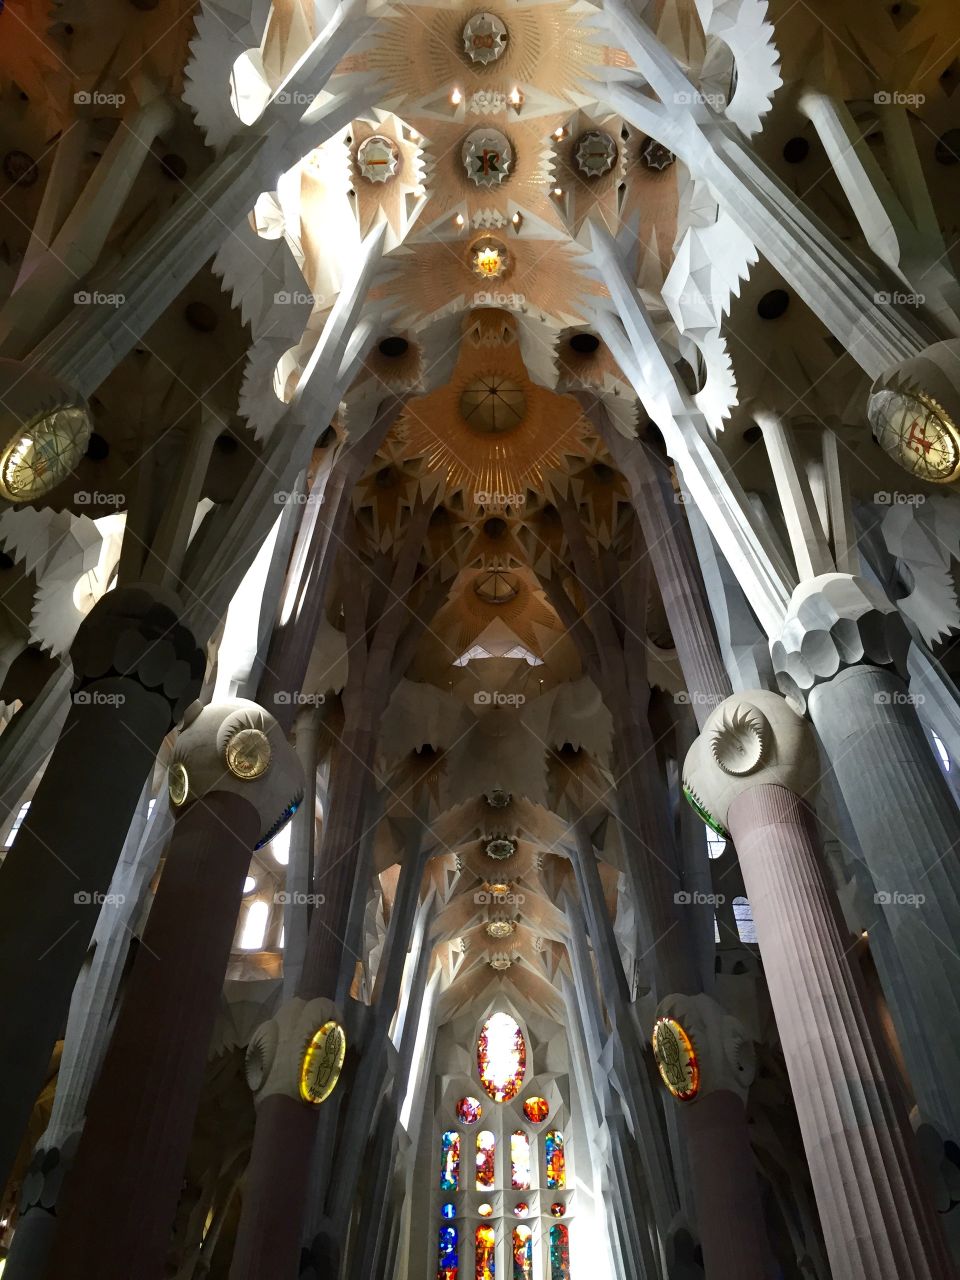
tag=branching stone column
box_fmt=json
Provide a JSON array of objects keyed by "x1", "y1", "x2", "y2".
[
  {"x1": 772, "y1": 573, "x2": 960, "y2": 1143},
  {"x1": 684, "y1": 690, "x2": 955, "y2": 1280},
  {"x1": 45, "y1": 700, "x2": 303, "y2": 1280},
  {"x1": 0, "y1": 584, "x2": 204, "y2": 1191}
]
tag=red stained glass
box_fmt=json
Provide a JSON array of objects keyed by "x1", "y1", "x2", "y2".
[
  {"x1": 513, "y1": 1225, "x2": 533, "y2": 1280},
  {"x1": 522, "y1": 1096, "x2": 549, "y2": 1124},
  {"x1": 549, "y1": 1223, "x2": 570, "y2": 1280},
  {"x1": 513, "y1": 1202, "x2": 529, "y2": 1217},
  {"x1": 441, "y1": 1130, "x2": 460, "y2": 1191},
  {"x1": 545, "y1": 1130, "x2": 566, "y2": 1189},
  {"x1": 476, "y1": 1224, "x2": 496, "y2": 1280},
  {"x1": 457, "y1": 1096, "x2": 483, "y2": 1124}
]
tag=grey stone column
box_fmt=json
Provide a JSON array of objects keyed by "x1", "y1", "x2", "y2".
[
  {"x1": 773, "y1": 574, "x2": 960, "y2": 1142},
  {"x1": 282, "y1": 707, "x2": 321, "y2": 999},
  {"x1": 685, "y1": 690, "x2": 956, "y2": 1280},
  {"x1": 0, "y1": 584, "x2": 203, "y2": 1191}
]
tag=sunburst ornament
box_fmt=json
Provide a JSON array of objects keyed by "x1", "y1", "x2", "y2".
[
  {"x1": 575, "y1": 130, "x2": 617, "y2": 178},
  {"x1": 485, "y1": 837, "x2": 517, "y2": 860},
  {"x1": 169, "y1": 762, "x2": 189, "y2": 808},
  {"x1": 0, "y1": 404, "x2": 91, "y2": 502},
  {"x1": 869, "y1": 387, "x2": 960, "y2": 484},
  {"x1": 463, "y1": 129, "x2": 513, "y2": 188},
  {"x1": 472, "y1": 239, "x2": 509, "y2": 279},
  {"x1": 462, "y1": 12, "x2": 508, "y2": 64},
  {"x1": 652, "y1": 1016, "x2": 700, "y2": 1101},
  {"x1": 486, "y1": 919, "x2": 516, "y2": 939},
  {"x1": 225, "y1": 727, "x2": 272, "y2": 780},
  {"x1": 708, "y1": 703, "x2": 769, "y2": 776},
  {"x1": 356, "y1": 134, "x2": 399, "y2": 184}
]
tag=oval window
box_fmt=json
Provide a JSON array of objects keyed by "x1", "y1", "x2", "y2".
[{"x1": 477, "y1": 1011, "x2": 526, "y2": 1103}]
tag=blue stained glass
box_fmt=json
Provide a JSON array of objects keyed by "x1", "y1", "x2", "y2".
[
  {"x1": 438, "y1": 1224, "x2": 458, "y2": 1279},
  {"x1": 441, "y1": 1202, "x2": 457, "y2": 1220}
]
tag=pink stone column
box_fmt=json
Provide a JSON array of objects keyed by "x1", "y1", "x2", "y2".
[
  {"x1": 681, "y1": 1091, "x2": 776, "y2": 1280},
  {"x1": 728, "y1": 783, "x2": 955, "y2": 1280}
]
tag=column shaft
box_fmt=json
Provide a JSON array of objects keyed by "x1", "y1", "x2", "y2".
[
  {"x1": 45, "y1": 791, "x2": 260, "y2": 1280},
  {"x1": 729, "y1": 783, "x2": 954, "y2": 1280}
]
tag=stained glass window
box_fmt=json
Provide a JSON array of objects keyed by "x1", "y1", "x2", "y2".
[
  {"x1": 550, "y1": 1202, "x2": 566, "y2": 1217},
  {"x1": 476, "y1": 1224, "x2": 496, "y2": 1280},
  {"x1": 510, "y1": 1130, "x2": 530, "y2": 1190},
  {"x1": 545, "y1": 1131, "x2": 566, "y2": 1189},
  {"x1": 513, "y1": 1225, "x2": 533, "y2": 1280},
  {"x1": 442, "y1": 1202, "x2": 457, "y2": 1220},
  {"x1": 457, "y1": 1096, "x2": 483, "y2": 1124},
  {"x1": 441, "y1": 1130, "x2": 460, "y2": 1191},
  {"x1": 478, "y1": 1202, "x2": 494, "y2": 1218},
  {"x1": 513, "y1": 1202, "x2": 529, "y2": 1216},
  {"x1": 438, "y1": 1224, "x2": 458, "y2": 1280},
  {"x1": 476, "y1": 1130, "x2": 496, "y2": 1189},
  {"x1": 522, "y1": 1096, "x2": 549, "y2": 1124},
  {"x1": 549, "y1": 1223, "x2": 571, "y2": 1280},
  {"x1": 477, "y1": 1012, "x2": 526, "y2": 1102}
]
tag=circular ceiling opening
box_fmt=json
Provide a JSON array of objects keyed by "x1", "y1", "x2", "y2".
[
  {"x1": 85, "y1": 432, "x2": 110, "y2": 462},
  {"x1": 757, "y1": 289, "x2": 790, "y2": 320},
  {"x1": 474, "y1": 569, "x2": 520, "y2": 604},
  {"x1": 782, "y1": 137, "x2": 809, "y2": 164},
  {"x1": 742, "y1": 424, "x2": 762, "y2": 444},
  {"x1": 483, "y1": 517, "x2": 508, "y2": 540},
  {"x1": 460, "y1": 375, "x2": 527, "y2": 434},
  {"x1": 378, "y1": 336, "x2": 409, "y2": 358},
  {"x1": 569, "y1": 332, "x2": 600, "y2": 354}
]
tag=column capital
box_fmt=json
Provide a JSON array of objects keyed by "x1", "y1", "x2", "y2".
[
  {"x1": 69, "y1": 583, "x2": 205, "y2": 729},
  {"x1": 654, "y1": 992, "x2": 756, "y2": 1104},
  {"x1": 770, "y1": 573, "x2": 909, "y2": 713},
  {"x1": 245, "y1": 997, "x2": 346, "y2": 1105},
  {"x1": 167, "y1": 699, "x2": 304, "y2": 850},
  {"x1": 682, "y1": 689, "x2": 818, "y2": 838}
]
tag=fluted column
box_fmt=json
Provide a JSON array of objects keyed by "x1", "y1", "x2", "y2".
[
  {"x1": 772, "y1": 573, "x2": 960, "y2": 1141},
  {"x1": 684, "y1": 690, "x2": 955, "y2": 1280},
  {"x1": 0, "y1": 584, "x2": 204, "y2": 1191},
  {"x1": 45, "y1": 701, "x2": 303, "y2": 1280}
]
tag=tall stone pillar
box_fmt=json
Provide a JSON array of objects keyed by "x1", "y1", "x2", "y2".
[
  {"x1": 45, "y1": 701, "x2": 303, "y2": 1280},
  {"x1": 0, "y1": 584, "x2": 204, "y2": 1190},
  {"x1": 652, "y1": 993, "x2": 775, "y2": 1280},
  {"x1": 771, "y1": 573, "x2": 960, "y2": 1142},
  {"x1": 684, "y1": 690, "x2": 955, "y2": 1280}
]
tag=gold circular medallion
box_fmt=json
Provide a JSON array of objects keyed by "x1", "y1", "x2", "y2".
[
  {"x1": 652, "y1": 1016, "x2": 700, "y2": 1101},
  {"x1": 0, "y1": 405, "x2": 91, "y2": 502},
  {"x1": 869, "y1": 388, "x2": 960, "y2": 483},
  {"x1": 299, "y1": 1020, "x2": 347, "y2": 1104},
  {"x1": 225, "y1": 728, "x2": 272, "y2": 780},
  {"x1": 169, "y1": 762, "x2": 189, "y2": 807}
]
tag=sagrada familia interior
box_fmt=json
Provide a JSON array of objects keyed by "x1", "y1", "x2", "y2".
[{"x1": 1, "y1": 0, "x2": 960, "y2": 1277}]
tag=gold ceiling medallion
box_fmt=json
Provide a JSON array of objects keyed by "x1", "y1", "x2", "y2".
[
  {"x1": 471, "y1": 238, "x2": 509, "y2": 280},
  {"x1": 463, "y1": 129, "x2": 512, "y2": 188},
  {"x1": 356, "y1": 134, "x2": 399, "y2": 184},
  {"x1": 574, "y1": 130, "x2": 618, "y2": 179},
  {"x1": 460, "y1": 374, "x2": 527, "y2": 434},
  {"x1": 299, "y1": 1020, "x2": 347, "y2": 1104},
  {"x1": 0, "y1": 403, "x2": 91, "y2": 502},
  {"x1": 169, "y1": 762, "x2": 189, "y2": 808},
  {"x1": 869, "y1": 387, "x2": 960, "y2": 484},
  {"x1": 489, "y1": 953, "x2": 512, "y2": 970},
  {"x1": 225, "y1": 727, "x2": 272, "y2": 780},
  {"x1": 652, "y1": 1016, "x2": 701, "y2": 1101},
  {"x1": 462, "y1": 12, "x2": 508, "y2": 65},
  {"x1": 486, "y1": 919, "x2": 516, "y2": 939},
  {"x1": 485, "y1": 837, "x2": 517, "y2": 860}
]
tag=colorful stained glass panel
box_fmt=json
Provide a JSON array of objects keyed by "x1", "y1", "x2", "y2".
[
  {"x1": 438, "y1": 1224, "x2": 458, "y2": 1280},
  {"x1": 476, "y1": 1224, "x2": 496, "y2": 1280},
  {"x1": 522, "y1": 1096, "x2": 549, "y2": 1124},
  {"x1": 441, "y1": 1130, "x2": 460, "y2": 1191},
  {"x1": 456, "y1": 1095, "x2": 483, "y2": 1124},
  {"x1": 550, "y1": 1202, "x2": 566, "y2": 1217},
  {"x1": 442, "y1": 1202, "x2": 457, "y2": 1220},
  {"x1": 513, "y1": 1202, "x2": 529, "y2": 1217},
  {"x1": 513, "y1": 1225, "x2": 533, "y2": 1280},
  {"x1": 549, "y1": 1223, "x2": 570, "y2": 1280},
  {"x1": 545, "y1": 1130, "x2": 566, "y2": 1189},
  {"x1": 476, "y1": 1130, "x2": 496, "y2": 1189},
  {"x1": 478, "y1": 1203, "x2": 494, "y2": 1218},
  {"x1": 510, "y1": 1130, "x2": 531, "y2": 1190},
  {"x1": 477, "y1": 1012, "x2": 526, "y2": 1103}
]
